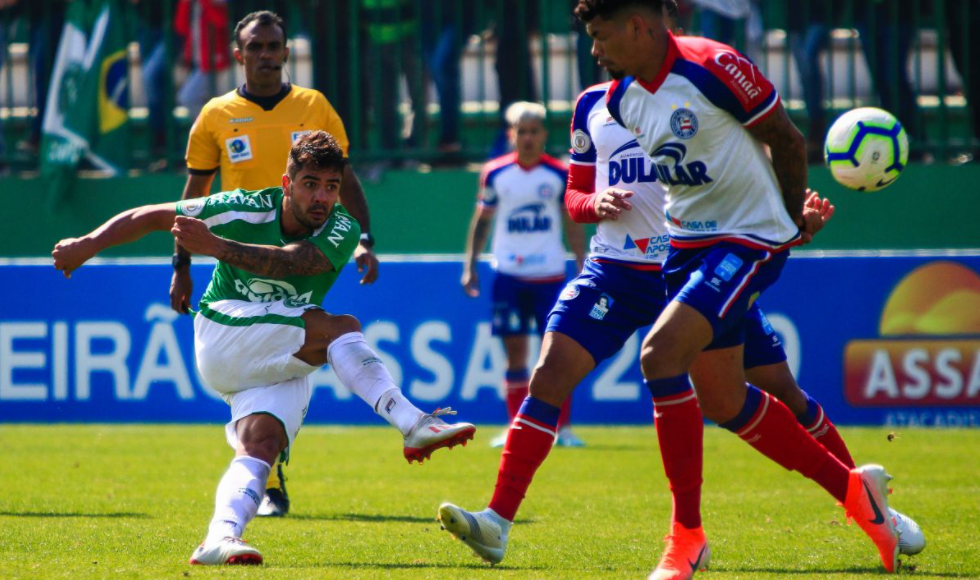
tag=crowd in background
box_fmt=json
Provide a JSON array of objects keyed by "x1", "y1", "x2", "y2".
[{"x1": 0, "y1": 0, "x2": 977, "y2": 175}]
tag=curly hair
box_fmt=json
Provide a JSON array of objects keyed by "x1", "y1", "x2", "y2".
[
  {"x1": 574, "y1": 0, "x2": 664, "y2": 22},
  {"x1": 287, "y1": 131, "x2": 346, "y2": 177},
  {"x1": 234, "y1": 10, "x2": 287, "y2": 49}
]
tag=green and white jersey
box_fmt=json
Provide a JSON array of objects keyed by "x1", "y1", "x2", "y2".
[{"x1": 176, "y1": 187, "x2": 360, "y2": 308}]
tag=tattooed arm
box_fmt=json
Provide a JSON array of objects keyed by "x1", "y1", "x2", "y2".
[
  {"x1": 747, "y1": 104, "x2": 808, "y2": 227},
  {"x1": 171, "y1": 215, "x2": 334, "y2": 277}
]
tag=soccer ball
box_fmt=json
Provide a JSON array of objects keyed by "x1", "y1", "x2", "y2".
[{"x1": 824, "y1": 107, "x2": 908, "y2": 192}]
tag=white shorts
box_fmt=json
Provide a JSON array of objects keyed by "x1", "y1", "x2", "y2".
[
  {"x1": 224, "y1": 377, "x2": 311, "y2": 463},
  {"x1": 194, "y1": 299, "x2": 321, "y2": 459},
  {"x1": 194, "y1": 299, "x2": 319, "y2": 394}
]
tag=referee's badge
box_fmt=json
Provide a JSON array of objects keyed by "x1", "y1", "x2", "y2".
[
  {"x1": 291, "y1": 130, "x2": 312, "y2": 143},
  {"x1": 225, "y1": 135, "x2": 254, "y2": 163}
]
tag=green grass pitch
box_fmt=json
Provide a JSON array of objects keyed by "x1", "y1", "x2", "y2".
[{"x1": 0, "y1": 425, "x2": 977, "y2": 579}]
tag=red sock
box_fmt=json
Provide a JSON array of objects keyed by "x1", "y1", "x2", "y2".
[
  {"x1": 721, "y1": 386, "x2": 850, "y2": 503},
  {"x1": 557, "y1": 398, "x2": 572, "y2": 429},
  {"x1": 488, "y1": 397, "x2": 559, "y2": 522},
  {"x1": 647, "y1": 376, "x2": 703, "y2": 530},
  {"x1": 798, "y1": 397, "x2": 857, "y2": 469},
  {"x1": 504, "y1": 379, "x2": 529, "y2": 421}
]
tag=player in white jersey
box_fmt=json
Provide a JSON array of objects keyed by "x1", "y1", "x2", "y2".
[
  {"x1": 573, "y1": 1, "x2": 909, "y2": 577},
  {"x1": 436, "y1": 67, "x2": 922, "y2": 569},
  {"x1": 462, "y1": 102, "x2": 587, "y2": 447},
  {"x1": 52, "y1": 132, "x2": 476, "y2": 566}
]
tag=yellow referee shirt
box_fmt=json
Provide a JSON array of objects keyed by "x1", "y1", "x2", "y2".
[{"x1": 185, "y1": 83, "x2": 349, "y2": 191}]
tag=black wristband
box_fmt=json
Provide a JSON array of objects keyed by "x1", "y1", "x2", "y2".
[
  {"x1": 359, "y1": 232, "x2": 375, "y2": 248},
  {"x1": 172, "y1": 253, "x2": 191, "y2": 270}
]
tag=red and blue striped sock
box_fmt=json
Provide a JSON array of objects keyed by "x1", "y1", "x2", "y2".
[
  {"x1": 646, "y1": 375, "x2": 703, "y2": 530},
  {"x1": 720, "y1": 385, "x2": 849, "y2": 502},
  {"x1": 796, "y1": 390, "x2": 856, "y2": 469},
  {"x1": 488, "y1": 396, "x2": 559, "y2": 522}
]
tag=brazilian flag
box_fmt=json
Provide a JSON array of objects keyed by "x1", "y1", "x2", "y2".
[{"x1": 40, "y1": 0, "x2": 129, "y2": 207}]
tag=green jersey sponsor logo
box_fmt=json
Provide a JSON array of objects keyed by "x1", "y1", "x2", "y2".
[{"x1": 233, "y1": 277, "x2": 313, "y2": 304}]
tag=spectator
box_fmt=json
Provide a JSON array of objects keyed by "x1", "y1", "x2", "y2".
[
  {"x1": 174, "y1": 0, "x2": 230, "y2": 121},
  {"x1": 856, "y1": 0, "x2": 927, "y2": 155},
  {"x1": 20, "y1": 0, "x2": 66, "y2": 156},
  {"x1": 690, "y1": 0, "x2": 763, "y2": 62},
  {"x1": 131, "y1": 0, "x2": 168, "y2": 160},
  {"x1": 788, "y1": 0, "x2": 835, "y2": 163},
  {"x1": 946, "y1": 0, "x2": 980, "y2": 162},
  {"x1": 421, "y1": 0, "x2": 473, "y2": 158},
  {"x1": 489, "y1": 0, "x2": 540, "y2": 158},
  {"x1": 0, "y1": 0, "x2": 17, "y2": 173},
  {"x1": 361, "y1": 0, "x2": 425, "y2": 157}
]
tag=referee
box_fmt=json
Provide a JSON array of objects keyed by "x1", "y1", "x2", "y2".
[{"x1": 170, "y1": 10, "x2": 379, "y2": 518}]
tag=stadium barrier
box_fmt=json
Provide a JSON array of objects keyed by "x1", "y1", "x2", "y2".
[
  {"x1": 3, "y1": 163, "x2": 980, "y2": 259},
  {"x1": 0, "y1": 0, "x2": 976, "y2": 169},
  {"x1": 2, "y1": 254, "x2": 979, "y2": 427}
]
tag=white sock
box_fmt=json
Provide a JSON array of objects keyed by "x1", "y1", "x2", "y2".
[
  {"x1": 327, "y1": 332, "x2": 424, "y2": 435},
  {"x1": 375, "y1": 387, "x2": 425, "y2": 436},
  {"x1": 205, "y1": 456, "x2": 271, "y2": 544}
]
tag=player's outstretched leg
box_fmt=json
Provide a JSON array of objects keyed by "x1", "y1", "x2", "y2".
[
  {"x1": 746, "y1": 360, "x2": 925, "y2": 556},
  {"x1": 298, "y1": 313, "x2": 475, "y2": 463},
  {"x1": 191, "y1": 413, "x2": 283, "y2": 565}
]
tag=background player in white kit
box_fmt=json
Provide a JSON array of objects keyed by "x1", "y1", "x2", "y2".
[
  {"x1": 462, "y1": 101, "x2": 587, "y2": 447},
  {"x1": 438, "y1": 61, "x2": 923, "y2": 572},
  {"x1": 52, "y1": 132, "x2": 475, "y2": 566}
]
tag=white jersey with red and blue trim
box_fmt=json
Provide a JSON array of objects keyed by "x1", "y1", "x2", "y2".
[
  {"x1": 570, "y1": 82, "x2": 669, "y2": 265},
  {"x1": 479, "y1": 152, "x2": 569, "y2": 279},
  {"x1": 605, "y1": 32, "x2": 800, "y2": 251}
]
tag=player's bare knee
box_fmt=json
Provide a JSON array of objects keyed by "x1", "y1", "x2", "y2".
[
  {"x1": 303, "y1": 311, "x2": 361, "y2": 344},
  {"x1": 325, "y1": 313, "x2": 361, "y2": 341},
  {"x1": 640, "y1": 341, "x2": 687, "y2": 378},
  {"x1": 528, "y1": 366, "x2": 571, "y2": 406},
  {"x1": 236, "y1": 414, "x2": 286, "y2": 465}
]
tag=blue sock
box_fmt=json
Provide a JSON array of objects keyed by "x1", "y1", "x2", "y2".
[
  {"x1": 719, "y1": 385, "x2": 764, "y2": 432},
  {"x1": 644, "y1": 374, "x2": 693, "y2": 399}
]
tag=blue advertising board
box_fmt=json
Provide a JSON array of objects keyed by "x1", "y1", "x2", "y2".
[{"x1": 2, "y1": 253, "x2": 979, "y2": 426}]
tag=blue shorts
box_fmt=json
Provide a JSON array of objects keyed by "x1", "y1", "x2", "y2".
[
  {"x1": 491, "y1": 272, "x2": 565, "y2": 336},
  {"x1": 664, "y1": 242, "x2": 789, "y2": 351},
  {"x1": 743, "y1": 303, "x2": 788, "y2": 369},
  {"x1": 546, "y1": 259, "x2": 666, "y2": 364}
]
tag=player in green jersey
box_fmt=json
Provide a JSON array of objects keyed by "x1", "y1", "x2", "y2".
[{"x1": 52, "y1": 131, "x2": 477, "y2": 566}]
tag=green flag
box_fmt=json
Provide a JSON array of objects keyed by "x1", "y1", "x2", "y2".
[{"x1": 40, "y1": 0, "x2": 129, "y2": 207}]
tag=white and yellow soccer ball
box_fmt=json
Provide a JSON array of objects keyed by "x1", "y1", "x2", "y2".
[{"x1": 824, "y1": 107, "x2": 908, "y2": 192}]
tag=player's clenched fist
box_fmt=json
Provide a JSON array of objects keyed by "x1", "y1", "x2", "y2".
[
  {"x1": 593, "y1": 188, "x2": 634, "y2": 220},
  {"x1": 52, "y1": 237, "x2": 95, "y2": 278},
  {"x1": 172, "y1": 216, "x2": 222, "y2": 257}
]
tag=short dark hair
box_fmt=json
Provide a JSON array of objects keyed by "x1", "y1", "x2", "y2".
[
  {"x1": 287, "y1": 131, "x2": 346, "y2": 177},
  {"x1": 234, "y1": 10, "x2": 287, "y2": 48},
  {"x1": 574, "y1": 0, "x2": 663, "y2": 22}
]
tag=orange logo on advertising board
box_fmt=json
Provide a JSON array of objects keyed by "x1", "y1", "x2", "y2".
[{"x1": 844, "y1": 262, "x2": 980, "y2": 407}]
